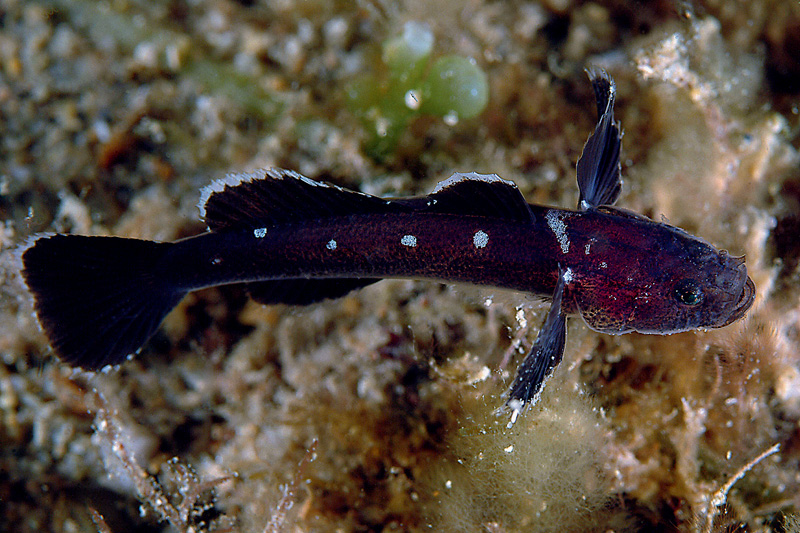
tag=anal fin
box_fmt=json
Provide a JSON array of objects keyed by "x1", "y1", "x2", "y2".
[{"x1": 246, "y1": 278, "x2": 381, "y2": 306}]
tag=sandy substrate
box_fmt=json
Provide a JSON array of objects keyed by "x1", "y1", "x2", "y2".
[{"x1": 1, "y1": 1, "x2": 800, "y2": 531}]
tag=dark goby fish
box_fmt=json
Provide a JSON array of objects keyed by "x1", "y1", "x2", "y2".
[{"x1": 21, "y1": 70, "x2": 755, "y2": 422}]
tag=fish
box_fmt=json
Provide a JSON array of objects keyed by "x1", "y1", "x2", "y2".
[{"x1": 20, "y1": 69, "x2": 755, "y2": 422}]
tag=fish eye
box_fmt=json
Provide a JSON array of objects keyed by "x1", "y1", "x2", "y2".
[{"x1": 674, "y1": 279, "x2": 703, "y2": 306}]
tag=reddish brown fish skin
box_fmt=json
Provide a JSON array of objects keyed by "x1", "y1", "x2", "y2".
[
  {"x1": 548, "y1": 206, "x2": 754, "y2": 335},
  {"x1": 159, "y1": 202, "x2": 754, "y2": 337}
]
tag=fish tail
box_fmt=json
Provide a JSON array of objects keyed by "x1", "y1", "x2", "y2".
[{"x1": 21, "y1": 234, "x2": 183, "y2": 370}]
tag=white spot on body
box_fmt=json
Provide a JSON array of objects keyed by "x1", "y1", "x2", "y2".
[
  {"x1": 401, "y1": 234, "x2": 417, "y2": 247},
  {"x1": 473, "y1": 230, "x2": 489, "y2": 249},
  {"x1": 545, "y1": 210, "x2": 571, "y2": 254},
  {"x1": 584, "y1": 242, "x2": 591, "y2": 255},
  {"x1": 326, "y1": 239, "x2": 337, "y2": 250},
  {"x1": 600, "y1": 261, "x2": 608, "y2": 269},
  {"x1": 253, "y1": 227, "x2": 267, "y2": 238},
  {"x1": 211, "y1": 257, "x2": 222, "y2": 265},
  {"x1": 563, "y1": 267, "x2": 574, "y2": 283}
]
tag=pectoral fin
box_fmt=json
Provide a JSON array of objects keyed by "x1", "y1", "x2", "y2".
[{"x1": 505, "y1": 267, "x2": 568, "y2": 426}]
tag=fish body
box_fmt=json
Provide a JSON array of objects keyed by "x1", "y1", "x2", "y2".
[
  {"x1": 20, "y1": 70, "x2": 755, "y2": 419},
  {"x1": 157, "y1": 198, "x2": 749, "y2": 336}
]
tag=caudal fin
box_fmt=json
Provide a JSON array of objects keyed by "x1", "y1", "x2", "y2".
[{"x1": 21, "y1": 234, "x2": 183, "y2": 370}]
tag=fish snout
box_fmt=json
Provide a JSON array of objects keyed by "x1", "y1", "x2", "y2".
[{"x1": 720, "y1": 275, "x2": 755, "y2": 327}]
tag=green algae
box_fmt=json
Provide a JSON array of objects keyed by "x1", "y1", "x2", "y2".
[{"x1": 347, "y1": 21, "x2": 489, "y2": 160}]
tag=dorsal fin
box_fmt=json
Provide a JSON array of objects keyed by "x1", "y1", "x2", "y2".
[
  {"x1": 200, "y1": 169, "x2": 534, "y2": 232},
  {"x1": 396, "y1": 172, "x2": 534, "y2": 223},
  {"x1": 199, "y1": 168, "x2": 395, "y2": 231},
  {"x1": 577, "y1": 68, "x2": 622, "y2": 210}
]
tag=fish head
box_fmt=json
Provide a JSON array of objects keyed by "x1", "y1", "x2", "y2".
[{"x1": 571, "y1": 219, "x2": 755, "y2": 335}]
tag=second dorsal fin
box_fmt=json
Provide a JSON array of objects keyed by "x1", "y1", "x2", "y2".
[
  {"x1": 199, "y1": 168, "x2": 534, "y2": 232},
  {"x1": 395, "y1": 172, "x2": 535, "y2": 223}
]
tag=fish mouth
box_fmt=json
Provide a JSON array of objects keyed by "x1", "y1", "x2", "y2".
[{"x1": 720, "y1": 275, "x2": 755, "y2": 327}]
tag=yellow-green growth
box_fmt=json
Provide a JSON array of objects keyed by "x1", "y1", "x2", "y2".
[
  {"x1": 419, "y1": 391, "x2": 625, "y2": 532},
  {"x1": 421, "y1": 56, "x2": 489, "y2": 121},
  {"x1": 347, "y1": 21, "x2": 489, "y2": 160}
]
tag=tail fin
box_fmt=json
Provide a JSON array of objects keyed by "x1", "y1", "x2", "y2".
[{"x1": 21, "y1": 234, "x2": 184, "y2": 370}]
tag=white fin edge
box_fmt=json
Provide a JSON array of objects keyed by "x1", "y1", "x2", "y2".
[
  {"x1": 431, "y1": 172, "x2": 517, "y2": 194},
  {"x1": 197, "y1": 168, "x2": 328, "y2": 219},
  {"x1": 195, "y1": 167, "x2": 385, "y2": 222}
]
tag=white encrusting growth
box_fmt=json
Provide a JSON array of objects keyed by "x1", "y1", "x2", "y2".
[
  {"x1": 515, "y1": 307, "x2": 527, "y2": 328},
  {"x1": 326, "y1": 239, "x2": 337, "y2": 250},
  {"x1": 401, "y1": 234, "x2": 417, "y2": 247},
  {"x1": 506, "y1": 399, "x2": 524, "y2": 428},
  {"x1": 563, "y1": 267, "x2": 574, "y2": 283},
  {"x1": 431, "y1": 171, "x2": 516, "y2": 194},
  {"x1": 473, "y1": 230, "x2": 489, "y2": 249},
  {"x1": 253, "y1": 227, "x2": 267, "y2": 238},
  {"x1": 545, "y1": 210, "x2": 571, "y2": 254}
]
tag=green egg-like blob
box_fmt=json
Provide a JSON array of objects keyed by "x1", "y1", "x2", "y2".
[
  {"x1": 422, "y1": 56, "x2": 489, "y2": 120},
  {"x1": 382, "y1": 21, "x2": 434, "y2": 82}
]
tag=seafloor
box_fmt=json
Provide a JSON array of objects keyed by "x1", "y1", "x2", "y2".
[{"x1": 1, "y1": 0, "x2": 800, "y2": 531}]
